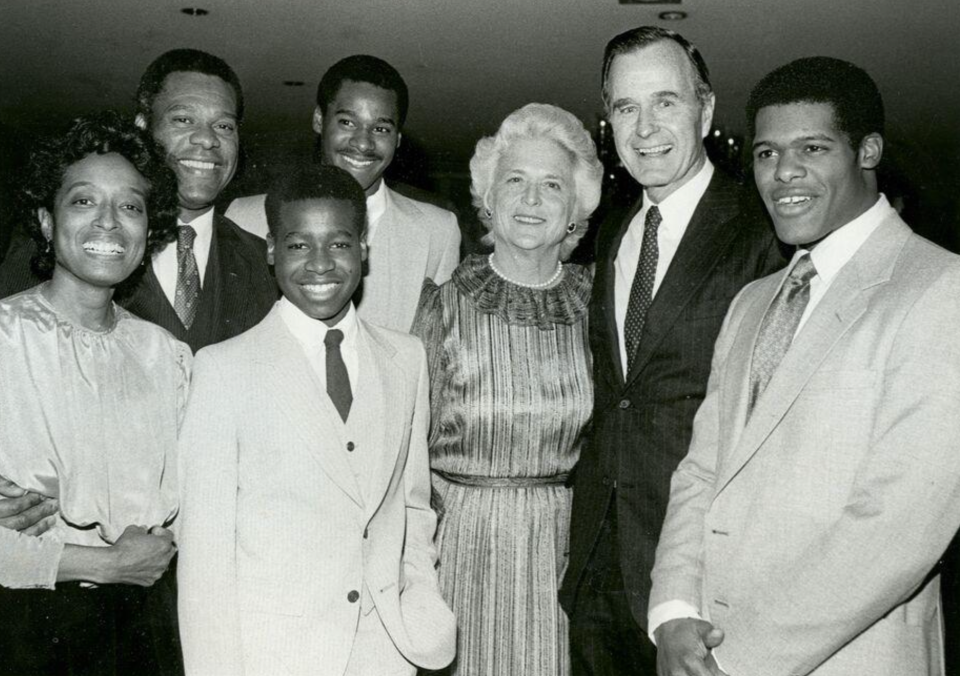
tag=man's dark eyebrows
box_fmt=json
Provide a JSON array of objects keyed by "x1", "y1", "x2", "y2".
[{"x1": 799, "y1": 133, "x2": 837, "y2": 142}]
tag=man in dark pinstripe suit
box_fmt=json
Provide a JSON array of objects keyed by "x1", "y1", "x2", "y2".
[{"x1": 561, "y1": 26, "x2": 785, "y2": 675}]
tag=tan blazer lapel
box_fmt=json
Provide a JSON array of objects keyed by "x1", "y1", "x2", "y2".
[
  {"x1": 716, "y1": 216, "x2": 909, "y2": 496},
  {"x1": 256, "y1": 309, "x2": 365, "y2": 508}
]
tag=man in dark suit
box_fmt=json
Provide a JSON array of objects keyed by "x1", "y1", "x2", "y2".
[
  {"x1": 560, "y1": 26, "x2": 785, "y2": 675},
  {"x1": 0, "y1": 49, "x2": 275, "y2": 353}
]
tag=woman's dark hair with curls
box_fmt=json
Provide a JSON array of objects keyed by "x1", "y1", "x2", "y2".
[{"x1": 20, "y1": 110, "x2": 179, "y2": 280}]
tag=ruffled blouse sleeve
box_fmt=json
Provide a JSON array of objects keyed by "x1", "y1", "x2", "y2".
[{"x1": 0, "y1": 518, "x2": 64, "y2": 589}]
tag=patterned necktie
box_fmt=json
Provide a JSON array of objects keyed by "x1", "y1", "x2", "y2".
[
  {"x1": 748, "y1": 254, "x2": 818, "y2": 412},
  {"x1": 324, "y1": 329, "x2": 352, "y2": 422},
  {"x1": 623, "y1": 205, "x2": 662, "y2": 373},
  {"x1": 174, "y1": 225, "x2": 200, "y2": 330}
]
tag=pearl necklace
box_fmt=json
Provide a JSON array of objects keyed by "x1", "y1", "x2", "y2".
[{"x1": 488, "y1": 253, "x2": 563, "y2": 289}]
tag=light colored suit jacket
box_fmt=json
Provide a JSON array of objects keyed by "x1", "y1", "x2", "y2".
[
  {"x1": 177, "y1": 305, "x2": 456, "y2": 676},
  {"x1": 226, "y1": 185, "x2": 461, "y2": 332},
  {"x1": 650, "y1": 213, "x2": 960, "y2": 676}
]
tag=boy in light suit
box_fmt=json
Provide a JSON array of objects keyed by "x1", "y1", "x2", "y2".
[{"x1": 178, "y1": 164, "x2": 455, "y2": 676}]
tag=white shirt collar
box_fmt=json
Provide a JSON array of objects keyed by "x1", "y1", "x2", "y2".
[
  {"x1": 151, "y1": 207, "x2": 216, "y2": 304},
  {"x1": 365, "y1": 180, "x2": 389, "y2": 243},
  {"x1": 178, "y1": 208, "x2": 215, "y2": 256},
  {"x1": 278, "y1": 296, "x2": 359, "y2": 352},
  {"x1": 642, "y1": 158, "x2": 715, "y2": 233},
  {"x1": 803, "y1": 194, "x2": 893, "y2": 287}
]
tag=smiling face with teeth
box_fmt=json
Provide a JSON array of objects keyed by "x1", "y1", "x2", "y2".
[
  {"x1": 39, "y1": 152, "x2": 150, "y2": 291},
  {"x1": 144, "y1": 71, "x2": 239, "y2": 221},
  {"x1": 314, "y1": 80, "x2": 400, "y2": 197},
  {"x1": 607, "y1": 40, "x2": 715, "y2": 204},
  {"x1": 268, "y1": 198, "x2": 367, "y2": 327},
  {"x1": 488, "y1": 136, "x2": 577, "y2": 261},
  {"x1": 752, "y1": 102, "x2": 882, "y2": 246}
]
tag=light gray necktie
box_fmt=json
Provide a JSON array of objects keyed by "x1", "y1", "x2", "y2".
[{"x1": 748, "y1": 254, "x2": 817, "y2": 413}]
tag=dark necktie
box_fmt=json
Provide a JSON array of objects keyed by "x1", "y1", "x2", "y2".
[
  {"x1": 623, "y1": 205, "x2": 662, "y2": 373},
  {"x1": 174, "y1": 225, "x2": 200, "y2": 329},
  {"x1": 324, "y1": 329, "x2": 352, "y2": 422},
  {"x1": 748, "y1": 254, "x2": 818, "y2": 412}
]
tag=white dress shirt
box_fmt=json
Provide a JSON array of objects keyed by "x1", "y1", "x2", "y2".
[
  {"x1": 614, "y1": 160, "x2": 715, "y2": 374},
  {"x1": 365, "y1": 180, "x2": 388, "y2": 245},
  {"x1": 793, "y1": 193, "x2": 891, "y2": 334},
  {"x1": 152, "y1": 209, "x2": 215, "y2": 307},
  {"x1": 648, "y1": 194, "x2": 894, "y2": 659},
  {"x1": 277, "y1": 297, "x2": 360, "y2": 395}
]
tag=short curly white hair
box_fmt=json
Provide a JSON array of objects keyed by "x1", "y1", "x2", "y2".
[{"x1": 469, "y1": 103, "x2": 603, "y2": 260}]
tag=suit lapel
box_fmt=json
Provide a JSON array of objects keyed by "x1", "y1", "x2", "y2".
[
  {"x1": 715, "y1": 216, "x2": 910, "y2": 494},
  {"x1": 599, "y1": 198, "x2": 642, "y2": 388},
  {"x1": 625, "y1": 175, "x2": 740, "y2": 386},
  {"x1": 120, "y1": 263, "x2": 185, "y2": 339},
  {"x1": 213, "y1": 214, "x2": 257, "y2": 337},
  {"x1": 366, "y1": 188, "x2": 429, "y2": 319},
  {"x1": 352, "y1": 322, "x2": 405, "y2": 521},
  {"x1": 256, "y1": 308, "x2": 365, "y2": 508}
]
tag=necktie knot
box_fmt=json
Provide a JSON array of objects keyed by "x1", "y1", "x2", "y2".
[
  {"x1": 644, "y1": 205, "x2": 662, "y2": 233},
  {"x1": 324, "y1": 329, "x2": 345, "y2": 349},
  {"x1": 788, "y1": 254, "x2": 817, "y2": 285},
  {"x1": 178, "y1": 225, "x2": 197, "y2": 251}
]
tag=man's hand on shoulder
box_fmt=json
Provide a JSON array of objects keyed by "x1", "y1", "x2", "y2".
[
  {"x1": 0, "y1": 475, "x2": 59, "y2": 535},
  {"x1": 655, "y1": 617, "x2": 727, "y2": 676}
]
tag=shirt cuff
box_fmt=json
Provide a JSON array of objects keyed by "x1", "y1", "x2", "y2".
[
  {"x1": 0, "y1": 527, "x2": 64, "y2": 589},
  {"x1": 647, "y1": 599, "x2": 703, "y2": 645}
]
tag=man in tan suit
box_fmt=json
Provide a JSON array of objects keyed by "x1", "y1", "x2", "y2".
[
  {"x1": 649, "y1": 57, "x2": 960, "y2": 675},
  {"x1": 226, "y1": 55, "x2": 460, "y2": 333},
  {"x1": 178, "y1": 165, "x2": 455, "y2": 676}
]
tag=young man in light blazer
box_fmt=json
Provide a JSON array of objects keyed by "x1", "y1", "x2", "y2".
[
  {"x1": 178, "y1": 164, "x2": 455, "y2": 676},
  {"x1": 650, "y1": 57, "x2": 960, "y2": 676},
  {"x1": 226, "y1": 55, "x2": 461, "y2": 333}
]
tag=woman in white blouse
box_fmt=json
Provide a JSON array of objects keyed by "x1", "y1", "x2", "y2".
[{"x1": 0, "y1": 112, "x2": 189, "y2": 676}]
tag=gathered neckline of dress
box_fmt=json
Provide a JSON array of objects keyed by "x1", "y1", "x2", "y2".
[
  {"x1": 30, "y1": 283, "x2": 129, "y2": 337},
  {"x1": 451, "y1": 254, "x2": 591, "y2": 330}
]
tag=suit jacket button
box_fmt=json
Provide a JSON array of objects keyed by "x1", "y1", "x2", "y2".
[
  {"x1": 347, "y1": 590, "x2": 360, "y2": 603},
  {"x1": 618, "y1": 399, "x2": 631, "y2": 409},
  {"x1": 346, "y1": 441, "x2": 355, "y2": 452}
]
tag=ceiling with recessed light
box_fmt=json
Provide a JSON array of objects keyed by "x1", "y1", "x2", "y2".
[{"x1": 1, "y1": 0, "x2": 958, "y2": 240}]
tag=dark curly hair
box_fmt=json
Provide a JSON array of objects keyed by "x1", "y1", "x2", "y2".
[
  {"x1": 20, "y1": 110, "x2": 179, "y2": 279},
  {"x1": 746, "y1": 56, "x2": 884, "y2": 151}
]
